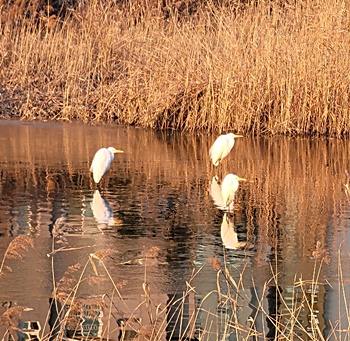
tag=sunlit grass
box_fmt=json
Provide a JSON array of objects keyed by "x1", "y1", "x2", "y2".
[{"x1": 1, "y1": 0, "x2": 350, "y2": 136}]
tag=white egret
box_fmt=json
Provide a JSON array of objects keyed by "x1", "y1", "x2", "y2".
[
  {"x1": 90, "y1": 147, "x2": 124, "y2": 183},
  {"x1": 209, "y1": 133, "x2": 243, "y2": 166},
  {"x1": 221, "y1": 174, "x2": 246, "y2": 210}
]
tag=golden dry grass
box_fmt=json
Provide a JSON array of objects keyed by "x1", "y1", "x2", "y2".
[
  {"x1": 0, "y1": 236, "x2": 344, "y2": 341},
  {"x1": 1, "y1": 0, "x2": 350, "y2": 136},
  {"x1": 0, "y1": 235, "x2": 34, "y2": 274}
]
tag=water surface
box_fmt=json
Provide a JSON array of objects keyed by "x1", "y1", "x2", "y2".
[{"x1": 0, "y1": 120, "x2": 350, "y2": 340}]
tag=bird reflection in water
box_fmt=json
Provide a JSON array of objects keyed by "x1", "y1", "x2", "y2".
[
  {"x1": 91, "y1": 190, "x2": 120, "y2": 230},
  {"x1": 220, "y1": 213, "x2": 246, "y2": 250},
  {"x1": 209, "y1": 176, "x2": 225, "y2": 210}
]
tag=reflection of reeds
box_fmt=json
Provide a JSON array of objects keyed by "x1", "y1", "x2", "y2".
[
  {"x1": 344, "y1": 170, "x2": 350, "y2": 200},
  {"x1": 1, "y1": 124, "x2": 349, "y2": 282},
  {"x1": 2, "y1": 123, "x2": 350, "y2": 339}
]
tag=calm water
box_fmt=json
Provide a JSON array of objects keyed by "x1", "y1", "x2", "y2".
[{"x1": 0, "y1": 120, "x2": 350, "y2": 340}]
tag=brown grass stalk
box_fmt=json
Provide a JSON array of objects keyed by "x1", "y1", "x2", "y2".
[
  {"x1": 0, "y1": 235, "x2": 34, "y2": 274},
  {"x1": 0, "y1": 305, "x2": 34, "y2": 341},
  {"x1": 1, "y1": 237, "x2": 348, "y2": 341},
  {"x1": 1, "y1": 0, "x2": 350, "y2": 136}
]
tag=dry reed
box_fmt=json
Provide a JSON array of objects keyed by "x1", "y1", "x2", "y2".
[
  {"x1": 0, "y1": 233, "x2": 348, "y2": 340},
  {"x1": 0, "y1": 306, "x2": 33, "y2": 329},
  {"x1": 0, "y1": 235, "x2": 34, "y2": 274},
  {"x1": 1, "y1": 0, "x2": 350, "y2": 136}
]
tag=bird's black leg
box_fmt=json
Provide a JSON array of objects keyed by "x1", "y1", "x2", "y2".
[{"x1": 97, "y1": 179, "x2": 103, "y2": 193}]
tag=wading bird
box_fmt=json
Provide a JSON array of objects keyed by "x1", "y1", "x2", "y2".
[
  {"x1": 221, "y1": 173, "x2": 246, "y2": 210},
  {"x1": 90, "y1": 147, "x2": 124, "y2": 184},
  {"x1": 209, "y1": 133, "x2": 243, "y2": 166}
]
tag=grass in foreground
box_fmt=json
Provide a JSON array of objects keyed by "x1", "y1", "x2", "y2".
[{"x1": 0, "y1": 219, "x2": 349, "y2": 341}]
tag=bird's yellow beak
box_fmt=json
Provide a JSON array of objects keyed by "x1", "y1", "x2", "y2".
[
  {"x1": 113, "y1": 150, "x2": 124, "y2": 153},
  {"x1": 237, "y1": 177, "x2": 247, "y2": 182},
  {"x1": 233, "y1": 134, "x2": 244, "y2": 138}
]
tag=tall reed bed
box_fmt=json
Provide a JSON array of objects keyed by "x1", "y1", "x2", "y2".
[{"x1": 1, "y1": 0, "x2": 350, "y2": 136}]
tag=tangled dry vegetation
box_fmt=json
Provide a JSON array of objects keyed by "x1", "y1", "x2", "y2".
[
  {"x1": 0, "y1": 229, "x2": 341, "y2": 341},
  {"x1": 1, "y1": 0, "x2": 350, "y2": 136},
  {"x1": 0, "y1": 230, "x2": 347, "y2": 341}
]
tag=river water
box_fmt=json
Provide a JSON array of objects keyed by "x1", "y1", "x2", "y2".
[{"x1": 0, "y1": 120, "x2": 350, "y2": 340}]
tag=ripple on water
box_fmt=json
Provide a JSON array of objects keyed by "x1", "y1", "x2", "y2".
[{"x1": 1, "y1": 121, "x2": 350, "y2": 340}]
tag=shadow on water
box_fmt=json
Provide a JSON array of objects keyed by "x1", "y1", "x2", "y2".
[{"x1": 0, "y1": 120, "x2": 350, "y2": 340}]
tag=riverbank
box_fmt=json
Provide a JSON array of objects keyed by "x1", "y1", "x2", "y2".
[{"x1": 1, "y1": 0, "x2": 349, "y2": 136}]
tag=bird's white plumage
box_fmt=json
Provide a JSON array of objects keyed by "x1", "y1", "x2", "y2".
[
  {"x1": 90, "y1": 147, "x2": 123, "y2": 183},
  {"x1": 221, "y1": 173, "x2": 246, "y2": 209},
  {"x1": 209, "y1": 133, "x2": 243, "y2": 166}
]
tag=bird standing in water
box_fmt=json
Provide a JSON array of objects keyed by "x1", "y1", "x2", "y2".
[
  {"x1": 221, "y1": 173, "x2": 246, "y2": 210},
  {"x1": 209, "y1": 133, "x2": 243, "y2": 166},
  {"x1": 90, "y1": 147, "x2": 124, "y2": 184}
]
